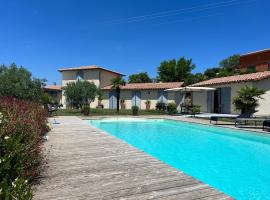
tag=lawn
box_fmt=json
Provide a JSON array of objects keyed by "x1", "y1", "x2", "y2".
[{"x1": 54, "y1": 108, "x2": 166, "y2": 116}]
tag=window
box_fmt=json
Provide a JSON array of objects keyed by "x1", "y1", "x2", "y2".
[
  {"x1": 76, "y1": 71, "x2": 84, "y2": 80},
  {"x1": 247, "y1": 66, "x2": 256, "y2": 73}
]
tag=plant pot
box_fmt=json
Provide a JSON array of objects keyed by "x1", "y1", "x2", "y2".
[{"x1": 132, "y1": 106, "x2": 139, "y2": 116}]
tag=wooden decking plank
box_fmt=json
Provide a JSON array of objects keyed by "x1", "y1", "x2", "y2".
[{"x1": 34, "y1": 116, "x2": 232, "y2": 200}]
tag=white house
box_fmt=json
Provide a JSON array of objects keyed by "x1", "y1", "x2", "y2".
[{"x1": 190, "y1": 71, "x2": 270, "y2": 116}]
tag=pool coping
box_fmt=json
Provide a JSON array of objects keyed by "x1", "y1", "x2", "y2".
[{"x1": 80, "y1": 115, "x2": 270, "y2": 136}]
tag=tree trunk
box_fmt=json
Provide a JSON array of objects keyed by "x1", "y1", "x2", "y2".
[{"x1": 116, "y1": 87, "x2": 120, "y2": 113}]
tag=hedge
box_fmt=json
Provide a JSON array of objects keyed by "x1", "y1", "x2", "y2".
[{"x1": 0, "y1": 97, "x2": 49, "y2": 199}]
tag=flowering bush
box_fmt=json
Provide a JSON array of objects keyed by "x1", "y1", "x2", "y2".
[{"x1": 0, "y1": 97, "x2": 49, "y2": 199}]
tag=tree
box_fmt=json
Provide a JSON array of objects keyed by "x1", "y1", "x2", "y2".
[
  {"x1": 184, "y1": 73, "x2": 205, "y2": 85},
  {"x1": 0, "y1": 63, "x2": 46, "y2": 101},
  {"x1": 128, "y1": 72, "x2": 153, "y2": 83},
  {"x1": 157, "y1": 57, "x2": 195, "y2": 82},
  {"x1": 219, "y1": 54, "x2": 240, "y2": 70},
  {"x1": 64, "y1": 80, "x2": 98, "y2": 108},
  {"x1": 218, "y1": 54, "x2": 240, "y2": 77},
  {"x1": 176, "y1": 57, "x2": 196, "y2": 82},
  {"x1": 204, "y1": 67, "x2": 220, "y2": 79},
  {"x1": 157, "y1": 59, "x2": 177, "y2": 82},
  {"x1": 111, "y1": 77, "x2": 126, "y2": 112},
  {"x1": 233, "y1": 86, "x2": 265, "y2": 114}
]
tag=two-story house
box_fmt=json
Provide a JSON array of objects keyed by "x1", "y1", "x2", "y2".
[
  {"x1": 58, "y1": 65, "x2": 124, "y2": 108},
  {"x1": 239, "y1": 49, "x2": 270, "y2": 73}
]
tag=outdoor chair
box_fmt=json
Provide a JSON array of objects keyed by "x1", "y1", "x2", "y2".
[
  {"x1": 47, "y1": 104, "x2": 58, "y2": 117},
  {"x1": 263, "y1": 120, "x2": 270, "y2": 131}
]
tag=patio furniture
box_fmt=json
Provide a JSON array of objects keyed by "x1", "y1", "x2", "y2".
[
  {"x1": 235, "y1": 118, "x2": 265, "y2": 127},
  {"x1": 47, "y1": 104, "x2": 58, "y2": 117},
  {"x1": 210, "y1": 111, "x2": 257, "y2": 125},
  {"x1": 263, "y1": 120, "x2": 270, "y2": 131}
]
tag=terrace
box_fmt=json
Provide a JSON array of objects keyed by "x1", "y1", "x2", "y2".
[{"x1": 34, "y1": 116, "x2": 232, "y2": 200}]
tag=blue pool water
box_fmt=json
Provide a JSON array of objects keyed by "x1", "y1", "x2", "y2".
[{"x1": 88, "y1": 118, "x2": 270, "y2": 199}]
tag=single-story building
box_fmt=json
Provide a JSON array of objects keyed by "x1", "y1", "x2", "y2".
[
  {"x1": 189, "y1": 71, "x2": 270, "y2": 116},
  {"x1": 44, "y1": 85, "x2": 62, "y2": 104},
  {"x1": 101, "y1": 82, "x2": 184, "y2": 110}
]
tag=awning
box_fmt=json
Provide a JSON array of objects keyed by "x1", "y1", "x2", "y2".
[{"x1": 165, "y1": 86, "x2": 216, "y2": 92}]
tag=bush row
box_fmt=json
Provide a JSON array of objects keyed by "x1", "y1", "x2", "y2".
[{"x1": 0, "y1": 97, "x2": 49, "y2": 199}]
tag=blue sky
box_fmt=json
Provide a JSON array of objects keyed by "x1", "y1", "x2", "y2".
[{"x1": 0, "y1": 0, "x2": 269, "y2": 84}]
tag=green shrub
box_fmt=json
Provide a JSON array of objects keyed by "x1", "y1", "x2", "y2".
[
  {"x1": 0, "y1": 64, "x2": 46, "y2": 101},
  {"x1": 132, "y1": 106, "x2": 139, "y2": 116},
  {"x1": 0, "y1": 97, "x2": 49, "y2": 199},
  {"x1": 190, "y1": 105, "x2": 201, "y2": 116},
  {"x1": 167, "y1": 103, "x2": 177, "y2": 115},
  {"x1": 156, "y1": 102, "x2": 166, "y2": 111},
  {"x1": 82, "y1": 105, "x2": 90, "y2": 116}
]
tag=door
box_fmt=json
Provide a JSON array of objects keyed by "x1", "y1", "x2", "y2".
[
  {"x1": 132, "y1": 91, "x2": 141, "y2": 108},
  {"x1": 207, "y1": 91, "x2": 213, "y2": 113},
  {"x1": 109, "y1": 91, "x2": 117, "y2": 109},
  {"x1": 213, "y1": 89, "x2": 220, "y2": 113},
  {"x1": 220, "y1": 87, "x2": 231, "y2": 114},
  {"x1": 175, "y1": 92, "x2": 183, "y2": 110}
]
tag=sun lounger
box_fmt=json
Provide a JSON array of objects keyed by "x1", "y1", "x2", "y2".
[
  {"x1": 235, "y1": 118, "x2": 265, "y2": 127},
  {"x1": 210, "y1": 111, "x2": 256, "y2": 125}
]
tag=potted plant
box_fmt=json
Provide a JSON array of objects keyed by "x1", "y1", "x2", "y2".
[
  {"x1": 233, "y1": 86, "x2": 265, "y2": 114},
  {"x1": 120, "y1": 99, "x2": 126, "y2": 109},
  {"x1": 132, "y1": 106, "x2": 139, "y2": 116},
  {"x1": 98, "y1": 96, "x2": 102, "y2": 106},
  {"x1": 190, "y1": 105, "x2": 201, "y2": 117},
  {"x1": 145, "y1": 100, "x2": 151, "y2": 110}
]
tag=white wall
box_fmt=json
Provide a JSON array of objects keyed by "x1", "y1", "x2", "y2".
[
  {"x1": 192, "y1": 92, "x2": 208, "y2": 112},
  {"x1": 100, "y1": 90, "x2": 176, "y2": 110},
  {"x1": 253, "y1": 79, "x2": 270, "y2": 116}
]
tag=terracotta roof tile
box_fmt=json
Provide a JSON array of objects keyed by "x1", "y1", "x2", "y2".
[
  {"x1": 191, "y1": 71, "x2": 270, "y2": 87},
  {"x1": 102, "y1": 82, "x2": 184, "y2": 90},
  {"x1": 44, "y1": 85, "x2": 62, "y2": 91},
  {"x1": 58, "y1": 65, "x2": 125, "y2": 76}
]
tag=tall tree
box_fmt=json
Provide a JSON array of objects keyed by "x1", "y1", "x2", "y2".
[
  {"x1": 157, "y1": 59, "x2": 177, "y2": 82},
  {"x1": 128, "y1": 72, "x2": 153, "y2": 83},
  {"x1": 157, "y1": 57, "x2": 195, "y2": 82},
  {"x1": 176, "y1": 57, "x2": 196, "y2": 82},
  {"x1": 111, "y1": 77, "x2": 126, "y2": 112},
  {"x1": 0, "y1": 63, "x2": 46, "y2": 101},
  {"x1": 204, "y1": 67, "x2": 220, "y2": 79},
  {"x1": 64, "y1": 80, "x2": 98, "y2": 108},
  {"x1": 218, "y1": 54, "x2": 240, "y2": 77}
]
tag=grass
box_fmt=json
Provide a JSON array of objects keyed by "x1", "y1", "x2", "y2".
[{"x1": 54, "y1": 108, "x2": 166, "y2": 116}]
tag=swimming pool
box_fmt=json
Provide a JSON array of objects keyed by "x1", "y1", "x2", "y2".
[{"x1": 88, "y1": 118, "x2": 270, "y2": 199}]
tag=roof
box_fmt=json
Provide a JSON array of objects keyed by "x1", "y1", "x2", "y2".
[
  {"x1": 58, "y1": 65, "x2": 125, "y2": 76},
  {"x1": 241, "y1": 48, "x2": 270, "y2": 57},
  {"x1": 191, "y1": 71, "x2": 270, "y2": 87},
  {"x1": 102, "y1": 82, "x2": 184, "y2": 90},
  {"x1": 44, "y1": 85, "x2": 62, "y2": 91}
]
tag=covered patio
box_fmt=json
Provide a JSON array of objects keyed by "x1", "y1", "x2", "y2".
[{"x1": 166, "y1": 86, "x2": 216, "y2": 114}]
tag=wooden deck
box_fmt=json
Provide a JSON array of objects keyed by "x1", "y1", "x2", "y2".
[{"x1": 34, "y1": 116, "x2": 232, "y2": 200}]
